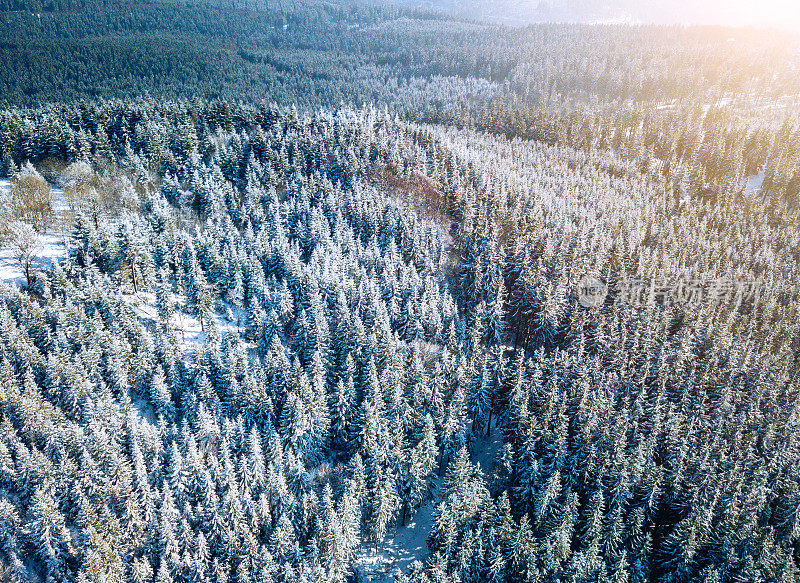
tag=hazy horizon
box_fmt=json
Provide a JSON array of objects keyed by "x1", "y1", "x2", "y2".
[{"x1": 375, "y1": 0, "x2": 800, "y2": 30}]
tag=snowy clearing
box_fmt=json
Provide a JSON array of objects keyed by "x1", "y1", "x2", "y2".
[
  {"x1": 353, "y1": 497, "x2": 437, "y2": 582},
  {"x1": 471, "y1": 426, "x2": 504, "y2": 478},
  {"x1": 352, "y1": 429, "x2": 505, "y2": 582},
  {"x1": 127, "y1": 290, "x2": 248, "y2": 352},
  {"x1": 129, "y1": 397, "x2": 159, "y2": 436},
  {"x1": 0, "y1": 232, "x2": 68, "y2": 286},
  {"x1": 744, "y1": 170, "x2": 765, "y2": 195}
]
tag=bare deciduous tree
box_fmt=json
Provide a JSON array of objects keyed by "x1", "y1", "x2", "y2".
[
  {"x1": 0, "y1": 218, "x2": 9, "y2": 249},
  {"x1": 61, "y1": 161, "x2": 101, "y2": 226},
  {"x1": 10, "y1": 162, "x2": 53, "y2": 233},
  {"x1": 6, "y1": 221, "x2": 42, "y2": 288},
  {"x1": 62, "y1": 163, "x2": 141, "y2": 227},
  {"x1": 99, "y1": 171, "x2": 140, "y2": 214}
]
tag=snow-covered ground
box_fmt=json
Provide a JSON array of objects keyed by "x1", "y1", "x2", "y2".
[
  {"x1": 353, "y1": 497, "x2": 437, "y2": 582},
  {"x1": 471, "y1": 426, "x2": 504, "y2": 478},
  {"x1": 0, "y1": 180, "x2": 69, "y2": 286},
  {"x1": 744, "y1": 170, "x2": 765, "y2": 195},
  {"x1": 128, "y1": 290, "x2": 247, "y2": 352},
  {"x1": 129, "y1": 396, "x2": 159, "y2": 436},
  {"x1": 703, "y1": 97, "x2": 733, "y2": 114},
  {"x1": 0, "y1": 233, "x2": 69, "y2": 286},
  {"x1": 655, "y1": 99, "x2": 678, "y2": 111},
  {"x1": 352, "y1": 425, "x2": 505, "y2": 582}
]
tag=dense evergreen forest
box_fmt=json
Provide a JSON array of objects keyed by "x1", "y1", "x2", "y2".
[{"x1": 1, "y1": 1, "x2": 800, "y2": 582}]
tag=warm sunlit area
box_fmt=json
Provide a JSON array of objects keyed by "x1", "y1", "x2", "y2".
[
  {"x1": 673, "y1": 0, "x2": 800, "y2": 27},
  {"x1": 1, "y1": 1, "x2": 799, "y2": 582}
]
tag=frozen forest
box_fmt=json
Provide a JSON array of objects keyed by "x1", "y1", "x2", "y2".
[{"x1": 1, "y1": 1, "x2": 800, "y2": 582}]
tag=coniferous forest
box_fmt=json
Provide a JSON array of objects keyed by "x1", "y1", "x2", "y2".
[{"x1": 1, "y1": 1, "x2": 800, "y2": 582}]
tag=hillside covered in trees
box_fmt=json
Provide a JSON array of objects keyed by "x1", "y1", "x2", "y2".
[{"x1": 1, "y1": 2, "x2": 800, "y2": 583}]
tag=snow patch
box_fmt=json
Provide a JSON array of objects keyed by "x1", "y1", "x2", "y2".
[
  {"x1": 129, "y1": 397, "x2": 158, "y2": 433},
  {"x1": 655, "y1": 99, "x2": 678, "y2": 111},
  {"x1": 744, "y1": 170, "x2": 765, "y2": 195},
  {"x1": 352, "y1": 427, "x2": 503, "y2": 583},
  {"x1": 471, "y1": 428, "x2": 504, "y2": 479},
  {"x1": 51, "y1": 185, "x2": 68, "y2": 213},
  {"x1": 126, "y1": 290, "x2": 247, "y2": 352},
  {"x1": 703, "y1": 97, "x2": 733, "y2": 114},
  {"x1": 353, "y1": 499, "x2": 437, "y2": 582},
  {"x1": 0, "y1": 233, "x2": 68, "y2": 286}
]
